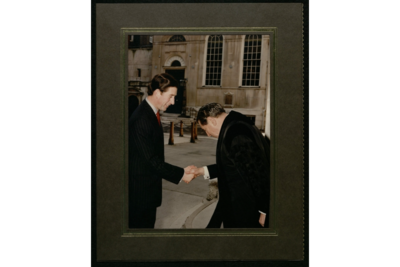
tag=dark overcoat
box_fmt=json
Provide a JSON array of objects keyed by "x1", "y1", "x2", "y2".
[
  {"x1": 207, "y1": 111, "x2": 270, "y2": 228},
  {"x1": 128, "y1": 100, "x2": 183, "y2": 216}
]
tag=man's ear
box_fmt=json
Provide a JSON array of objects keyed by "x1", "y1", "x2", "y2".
[
  {"x1": 154, "y1": 89, "x2": 161, "y2": 97},
  {"x1": 208, "y1": 117, "x2": 217, "y2": 126}
]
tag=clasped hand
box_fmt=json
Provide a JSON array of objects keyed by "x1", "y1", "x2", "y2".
[{"x1": 182, "y1": 165, "x2": 204, "y2": 184}]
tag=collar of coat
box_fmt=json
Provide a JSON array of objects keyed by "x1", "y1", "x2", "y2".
[{"x1": 218, "y1": 110, "x2": 254, "y2": 138}]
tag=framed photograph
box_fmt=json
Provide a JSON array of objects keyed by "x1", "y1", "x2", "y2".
[
  {"x1": 124, "y1": 31, "x2": 274, "y2": 232},
  {"x1": 93, "y1": 1, "x2": 308, "y2": 265}
]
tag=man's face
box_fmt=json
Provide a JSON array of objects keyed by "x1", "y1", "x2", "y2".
[
  {"x1": 157, "y1": 86, "x2": 177, "y2": 111},
  {"x1": 199, "y1": 118, "x2": 220, "y2": 138}
]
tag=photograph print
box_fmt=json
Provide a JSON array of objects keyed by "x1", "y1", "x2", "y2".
[{"x1": 125, "y1": 34, "x2": 273, "y2": 230}]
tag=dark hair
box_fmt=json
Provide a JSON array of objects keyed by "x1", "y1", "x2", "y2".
[
  {"x1": 196, "y1": 103, "x2": 226, "y2": 125},
  {"x1": 147, "y1": 73, "x2": 179, "y2": 96}
]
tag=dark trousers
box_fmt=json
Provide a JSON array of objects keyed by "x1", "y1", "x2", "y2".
[{"x1": 129, "y1": 207, "x2": 157, "y2": 229}]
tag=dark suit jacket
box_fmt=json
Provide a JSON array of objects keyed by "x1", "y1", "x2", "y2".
[
  {"x1": 128, "y1": 100, "x2": 184, "y2": 212},
  {"x1": 207, "y1": 111, "x2": 270, "y2": 228}
]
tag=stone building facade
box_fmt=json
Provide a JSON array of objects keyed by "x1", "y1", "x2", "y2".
[{"x1": 127, "y1": 34, "x2": 271, "y2": 135}]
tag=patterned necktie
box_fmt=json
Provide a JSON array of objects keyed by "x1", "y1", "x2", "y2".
[{"x1": 156, "y1": 111, "x2": 161, "y2": 126}]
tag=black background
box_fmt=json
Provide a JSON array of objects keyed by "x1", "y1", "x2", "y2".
[{"x1": 89, "y1": 0, "x2": 311, "y2": 267}]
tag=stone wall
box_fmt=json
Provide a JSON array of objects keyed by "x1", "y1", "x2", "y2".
[
  {"x1": 128, "y1": 49, "x2": 153, "y2": 82},
  {"x1": 128, "y1": 34, "x2": 271, "y2": 131}
]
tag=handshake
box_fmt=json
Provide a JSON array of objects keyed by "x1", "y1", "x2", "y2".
[{"x1": 182, "y1": 165, "x2": 204, "y2": 184}]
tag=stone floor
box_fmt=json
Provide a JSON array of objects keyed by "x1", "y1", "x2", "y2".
[{"x1": 154, "y1": 134, "x2": 219, "y2": 229}]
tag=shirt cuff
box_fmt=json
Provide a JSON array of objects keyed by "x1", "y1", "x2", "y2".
[
  {"x1": 179, "y1": 169, "x2": 185, "y2": 183},
  {"x1": 259, "y1": 211, "x2": 266, "y2": 215},
  {"x1": 203, "y1": 166, "x2": 210, "y2": 179}
]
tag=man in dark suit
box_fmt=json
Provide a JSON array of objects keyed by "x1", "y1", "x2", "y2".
[
  {"x1": 190, "y1": 103, "x2": 270, "y2": 228},
  {"x1": 128, "y1": 73, "x2": 195, "y2": 228}
]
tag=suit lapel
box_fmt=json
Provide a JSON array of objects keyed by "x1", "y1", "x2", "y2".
[
  {"x1": 142, "y1": 99, "x2": 163, "y2": 142},
  {"x1": 142, "y1": 100, "x2": 161, "y2": 126}
]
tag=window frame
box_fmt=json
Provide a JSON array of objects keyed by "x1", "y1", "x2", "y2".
[
  {"x1": 239, "y1": 34, "x2": 263, "y2": 87},
  {"x1": 202, "y1": 35, "x2": 224, "y2": 87}
]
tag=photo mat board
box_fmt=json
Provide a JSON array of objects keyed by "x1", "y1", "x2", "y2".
[
  {"x1": 123, "y1": 31, "x2": 275, "y2": 232},
  {"x1": 94, "y1": 2, "x2": 307, "y2": 264}
]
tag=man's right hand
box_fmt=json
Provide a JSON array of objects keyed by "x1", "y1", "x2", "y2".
[
  {"x1": 187, "y1": 166, "x2": 204, "y2": 177},
  {"x1": 182, "y1": 172, "x2": 195, "y2": 184}
]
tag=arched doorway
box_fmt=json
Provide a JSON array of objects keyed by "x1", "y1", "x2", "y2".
[
  {"x1": 164, "y1": 57, "x2": 186, "y2": 114},
  {"x1": 164, "y1": 56, "x2": 186, "y2": 114},
  {"x1": 164, "y1": 69, "x2": 185, "y2": 114}
]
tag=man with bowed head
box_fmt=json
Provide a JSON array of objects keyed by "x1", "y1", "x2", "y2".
[
  {"x1": 189, "y1": 103, "x2": 271, "y2": 228},
  {"x1": 128, "y1": 73, "x2": 196, "y2": 229}
]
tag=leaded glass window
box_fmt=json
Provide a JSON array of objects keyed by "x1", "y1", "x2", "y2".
[
  {"x1": 205, "y1": 35, "x2": 223, "y2": 86},
  {"x1": 242, "y1": 35, "x2": 262, "y2": 86}
]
